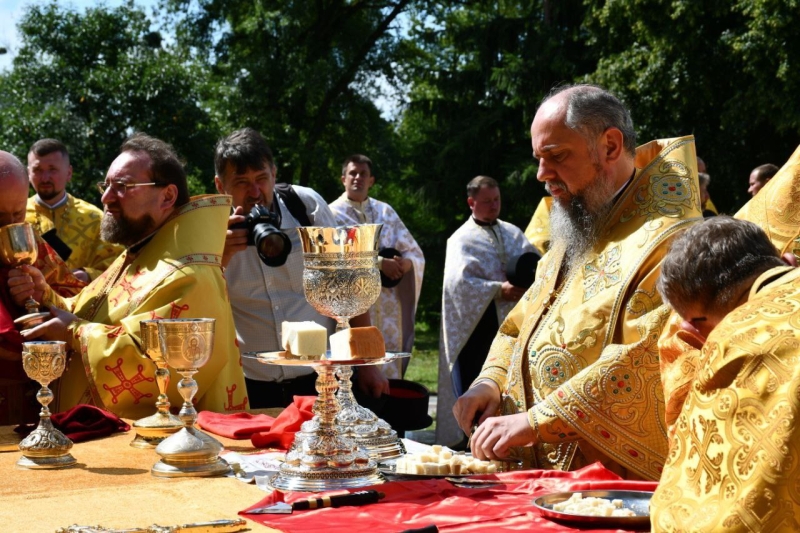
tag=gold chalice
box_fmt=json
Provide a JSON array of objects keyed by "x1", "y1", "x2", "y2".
[
  {"x1": 129, "y1": 320, "x2": 184, "y2": 448},
  {"x1": 151, "y1": 318, "x2": 230, "y2": 478},
  {"x1": 297, "y1": 224, "x2": 405, "y2": 461},
  {"x1": 0, "y1": 222, "x2": 51, "y2": 329},
  {"x1": 17, "y1": 340, "x2": 77, "y2": 469}
]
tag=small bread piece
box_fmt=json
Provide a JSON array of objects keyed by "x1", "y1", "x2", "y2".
[
  {"x1": 281, "y1": 321, "x2": 327, "y2": 356},
  {"x1": 329, "y1": 326, "x2": 385, "y2": 360}
]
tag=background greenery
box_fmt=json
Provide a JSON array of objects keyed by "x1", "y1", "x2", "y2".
[{"x1": 3, "y1": 0, "x2": 800, "y2": 345}]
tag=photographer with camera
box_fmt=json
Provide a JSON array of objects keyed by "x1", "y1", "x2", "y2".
[{"x1": 214, "y1": 128, "x2": 389, "y2": 408}]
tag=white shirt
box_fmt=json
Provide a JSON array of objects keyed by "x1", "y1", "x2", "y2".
[{"x1": 225, "y1": 185, "x2": 337, "y2": 381}]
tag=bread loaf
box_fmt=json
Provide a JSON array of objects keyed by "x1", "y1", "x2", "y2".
[
  {"x1": 281, "y1": 321, "x2": 327, "y2": 356},
  {"x1": 329, "y1": 326, "x2": 385, "y2": 360}
]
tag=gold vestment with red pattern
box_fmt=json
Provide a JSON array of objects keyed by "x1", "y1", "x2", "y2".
[
  {"x1": 45, "y1": 195, "x2": 248, "y2": 419},
  {"x1": 478, "y1": 136, "x2": 702, "y2": 480},
  {"x1": 652, "y1": 266, "x2": 800, "y2": 532}
]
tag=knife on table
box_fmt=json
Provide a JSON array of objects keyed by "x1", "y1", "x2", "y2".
[{"x1": 248, "y1": 489, "x2": 385, "y2": 514}]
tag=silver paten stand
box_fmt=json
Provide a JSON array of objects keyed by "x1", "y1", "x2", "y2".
[{"x1": 296, "y1": 224, "x2": 405, "y2": 461}]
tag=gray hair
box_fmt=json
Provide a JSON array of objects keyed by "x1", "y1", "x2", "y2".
[
  {"x1": 657, "y1": 216, "x2": 784, "y2": 317},
  {"x1": 698, "y1": 172, "x2": 711, "y2": 187},
  {"x1": 543, "y1": 84, "x2": 637, "y2": 157}
]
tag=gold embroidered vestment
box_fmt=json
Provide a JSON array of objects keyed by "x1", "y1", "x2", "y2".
[
  {"x1": 478, "y1": 136, "x2": 702, "y2": 480},
  {"x1": 47, "y1": 195, "x2": 248, "y2": 419},
  {"x1": 652, "y1": 266, "x2": 800, "y2": 532}
]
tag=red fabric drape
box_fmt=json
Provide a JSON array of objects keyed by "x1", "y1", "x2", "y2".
[{"x1": 241, "y1": 463, "x2": 657, "y2": 533}]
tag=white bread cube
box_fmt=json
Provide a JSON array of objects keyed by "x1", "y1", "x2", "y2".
[{"x1": 281, "y1": 321, "x2": 327, "y2": 356}]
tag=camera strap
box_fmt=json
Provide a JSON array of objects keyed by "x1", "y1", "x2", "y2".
[{"x1": 275, "y1": 183, "x2": 312, "y2": 227}]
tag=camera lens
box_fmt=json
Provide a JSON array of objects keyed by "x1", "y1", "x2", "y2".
[{"x1": 252, "y1": 223, "x2": 292, "y2": 266}]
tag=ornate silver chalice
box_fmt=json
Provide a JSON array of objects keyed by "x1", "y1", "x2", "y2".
[
  {"x1": 129, "y1": 320, "x2": 184, "y2": 449},
  {"x1": 151, "y1": 318, "x2": 230, "y2": 478},
  {"x1": 0, "y1": 222, "x2": 51, "y2": 329},
  {"x1": 297, "y1": 225, "x2": 405, "y2": 460},
  {"x1": 17, "y1": 340, "x2": 77, "y2": 469}
]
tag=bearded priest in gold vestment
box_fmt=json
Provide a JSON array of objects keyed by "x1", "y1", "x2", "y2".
[
  {"x1": 652, "y1": 216, "x2": 800, "y2": 532},
  {"x1": 454, "y1": 84, "x2": 703, "y2": 481},
  {"x1": 13, "y1": 134, "x2": 248, "y2": 419}
]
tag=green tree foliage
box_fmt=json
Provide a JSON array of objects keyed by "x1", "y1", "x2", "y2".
[
  {"x1": 0, "y1": 1, "x2": 217, "y2": 201},
  {"x1": 163, "y1": 0, "x2": 412, "y2": 200},
  {"x1": 584, "y1": 0, "x2": 800, "y2": 211},
  {"x1": 395, "y1": 0, "x2": 589, "y2": 320}
]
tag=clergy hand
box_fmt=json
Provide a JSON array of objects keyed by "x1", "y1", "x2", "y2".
[
  {"x1": 470, "y1": 413, "x2": 536, "y2": 461},
  {"x1": 7, "y1": 265, "x2": 46, "y2": 308},
  {"x1": 19, "y1": 306, "x2": 78, "y2": 343},
  {"x1": 381, "y1": 257, "x2": 405, "y2": 280},
  {"x1": 222, "y1": 206, "x2": 248, "y2": 268},
  {"x1": 500, "y1": 281, "x2": 525, "y2": 302},
  {"x1": 355, "y1": 364, "x2": 390, "y2": 398},
  {"x1": 453, "y1": 380, "x2": 501, "y2": 435}
]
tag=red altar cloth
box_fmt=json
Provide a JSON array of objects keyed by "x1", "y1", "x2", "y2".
[{"x1": 241, "y1": 463, "x2": 657, "y2": 532}]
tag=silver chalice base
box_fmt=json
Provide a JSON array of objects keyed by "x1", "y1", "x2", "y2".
[
  {"x1": 335, "y1": 366, "x2": 405, "y2": 461},
  {"x1": 272, "y1": 426, "x2": 382, "y2": 492},
  {"x1": 130, "y1": 412, "x2": 184, "y2": 449},
  {"x1": 151, "y1": 427, "x2": 231, "y2": 478},
  {"x1": 17, "y1": 418, "x2": 77, "y2": 469}
]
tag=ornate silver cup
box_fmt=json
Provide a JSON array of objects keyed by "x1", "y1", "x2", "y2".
[
  {"x1": 296, "y1": 224, "x2": 404, "y2": 462},
  {"x1": 0, "y1": 222, "x2": 50, "y2": 328},
  {"x1": 17, "y1": 340, "x2": 77, "y2": 469},
  {"x1": 151, "y1": 318, "x2": 230, "y2": 478},
  {"x1": 129, "y1": 320, "x2": 184, "y2": 448},
  {"x1": 298, "y1": 224, "x2": 383, "y2": 331}
]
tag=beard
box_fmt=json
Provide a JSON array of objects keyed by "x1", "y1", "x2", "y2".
[
  {"x1": 548, "y1": 167, "x2": 618, "y2": 274},
  {"x1": 37, "y1": 187, "x2": 62, "y2": 201},
  {"x1": 100, "y1": 211, "x2": 157, "y2": 247}
]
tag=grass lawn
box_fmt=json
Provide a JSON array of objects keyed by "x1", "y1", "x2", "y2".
[{"x1": 405, "y1": 321, "x2": 439, "y2": 394}]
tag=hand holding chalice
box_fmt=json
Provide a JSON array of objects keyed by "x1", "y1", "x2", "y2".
[{"x1": 0, "y1": 222, "x2": 51, "y2": 328}]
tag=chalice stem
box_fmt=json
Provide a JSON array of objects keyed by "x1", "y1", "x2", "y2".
[
  {"x1": 177, "y1": 370, "x2": 199, "y2": 428},
  {"x1": 154, "y1": 362, "x2": 172, "y2": 415}
]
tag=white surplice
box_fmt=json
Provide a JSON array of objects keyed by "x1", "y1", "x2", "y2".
[
  {"x1": 436, "y1": 217, "x2": 534, "y2": 446},
  {"x1": 330, "y1": 193, "x2": 425, "y2": 379}
]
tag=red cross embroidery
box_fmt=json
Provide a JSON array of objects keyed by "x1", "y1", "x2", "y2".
[
  {"x1": 109, "y1": 266, "x2": 147, "y2": 307},
  {"x1": 224, "y1": 384, "x2": 248, "y2": 411},
  {"x1": 102, "y1": 358, "x2": 155, "y2": 404}
]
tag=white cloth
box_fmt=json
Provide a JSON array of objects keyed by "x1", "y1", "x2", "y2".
[
  {"x1": 226, "y1": 185, "x2": 337, "y2": 382},
  {"x1": 436, "y1": 217, "x2": 534, "y2": 445},
  {"x1": 329, "y1": 193, "x2": 425, "y2": 379}
]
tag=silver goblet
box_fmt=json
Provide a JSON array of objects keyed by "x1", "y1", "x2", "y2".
[
  {"x1": 129, "y1": 320, "x2": 183, "y2": 448},
  {"x1": 297, "y1": 224, "x2": 405, "y2": 461},
  {"x1": 17, "y1": 340, "x2": 77, "y2": 469},
  {"x1": 0, "y1": 223, "x2": 50, "y2": 328},
  {"x1": 151, "y1": 318, "x2": 230, "y2": 478}
]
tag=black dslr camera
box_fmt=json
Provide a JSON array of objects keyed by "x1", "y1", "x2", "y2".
[{"x1": 230, "y1": 204, "x2": 292, "y2": 267}]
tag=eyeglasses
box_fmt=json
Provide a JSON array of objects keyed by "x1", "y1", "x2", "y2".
[{"x1": 96, "y1": 181, "x2": 165, "y2": 196}]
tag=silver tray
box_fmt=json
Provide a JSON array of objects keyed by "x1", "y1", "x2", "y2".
[
  {"x1": 243, "y1": 351, "x2": 410, "y2": 367},
  {"x1": 533, "y1": 490, "x2": 652, "y2": 528},
  {"x1": 378, "y1": 456, "x2": 522, "y2": 479}
]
